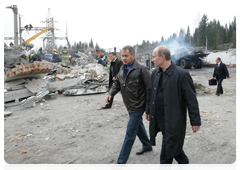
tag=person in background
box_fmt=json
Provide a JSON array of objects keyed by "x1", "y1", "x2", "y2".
[
  {"x1": 212, "y1": 57, "x2": 230, "y2": 96},
  {"x1": 9, "y1": 42, "x2": 14, "y2": 46},
  {"x1": 50, "y1": 49, "x2": 60, "y2": 63},
  {"x1": 60, "y1": 45, "x2": 69, "y2": 63},
  {"x1": 68, "y1": 55, "x2": 76, "y2": 66},
  {"x1": 24, "y1": 25, "x2": 28, "y2": 30},
  {"x1": 106, "y1": 45, "x2": 152, "y2": 164},
  {"x1": 100, "y1": 52, "x2": 123, "y2": 109},
  {"x1": 29, "y1": 24, "x2": 33, "y2": 30},
  {"x1": 146, "y1": 46, "x2": 201, "y2": 164},
  {"x1": 38, "y1": 47, "x2": 43, "y2": 54},
  {"x1": 98, "y1": 53, "x2": 106, "y2": 66},
  {"x1": 27, "y1": 54, "x2": 42, "y2": 62}
]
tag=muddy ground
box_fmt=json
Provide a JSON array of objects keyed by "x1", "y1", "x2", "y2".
[{"x1": 4, "y1": 67, "x2": 236, "y2": 164}]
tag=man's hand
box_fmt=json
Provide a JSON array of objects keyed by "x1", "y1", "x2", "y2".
[
  {"x1": 212, "y1": 77, "x2": 215, "y2": 79},
  {"x1": 145, "y1": 114, "x2": 150, "y2": 121},
  {"x1": 106, "y1": 95, "x2": 112, "y2": 104},
  {"x1": 227, "y1": 77, "x2": 230, "y2": 79},
  {"x1": 112, "y1": 77, "x2": 116, "y2": 81},
  {"x1": 192, "y1": 126, "x2": 200, "y2": 133}
]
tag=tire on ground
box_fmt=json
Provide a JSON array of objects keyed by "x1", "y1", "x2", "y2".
[
  {"x1": 194, "y1": 59, "x2": 203, "y2": 69},
  {"x1": 180, "y1": 58, "x2": 191, "y2": 69}
]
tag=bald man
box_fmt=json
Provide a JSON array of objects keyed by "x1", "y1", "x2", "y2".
[{"x1": 145, "y1": 46, "x2": 201, "y2": 164}]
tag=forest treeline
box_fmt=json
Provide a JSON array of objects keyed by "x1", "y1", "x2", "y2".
[{"x1": 135, "y1": 14, "x2": 236, "y2": 52}]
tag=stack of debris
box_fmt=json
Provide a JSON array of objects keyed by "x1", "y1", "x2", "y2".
[
  {"x1": 4, "y1": 59, "x2": 110, "y2": 109},
  {"x1": 44, "y1": 62, "x2": 109, "y2": 95}
]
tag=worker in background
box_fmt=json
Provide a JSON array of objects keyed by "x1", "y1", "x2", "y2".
[
  {"x1": 60, "y1": 45, "x2": 69, "y2": 63},
  {"x1": 50, "y1": 49, "x2": 60, "y2": 63},
  {"x1": 9, "y1": 42, "x2": 14, "y2": 46},
  {"x1": 38, "y1": 47, "x2": 43, "y2": 54},
  {"x1": 24, "y1": 25, "x2": 28, "y2": 30},
  {"x1": 4, "y1": 43, "x2": 7, "y2": 48},
  {"x1": 98, "y1": 53, "x2": 106, "y2": 66},
  {"x1": 27, "y1": 54, "x2": 42, "y2": 62},
  {"x1": 29, "y1": 24, "x2": 33, "y2": 30},
  {"x1": 69, "y1": 55, "x2": 76, "y2": 66}
]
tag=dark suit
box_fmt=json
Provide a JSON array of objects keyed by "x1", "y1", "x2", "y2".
[
  {"x1": 106, "y1": 58, "x2": 123, "y2": 107},
  {"x1": 213, "y1": 62, "x2": 229, "y2": 94}
]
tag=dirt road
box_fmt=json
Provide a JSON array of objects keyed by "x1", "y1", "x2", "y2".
[{"x1": 4, "y1": 67, "x2": 236, "y2": 164}]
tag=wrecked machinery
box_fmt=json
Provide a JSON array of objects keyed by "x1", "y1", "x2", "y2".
[{"x1": 170, "y1": 46, "x2": 210, "y2": 69}]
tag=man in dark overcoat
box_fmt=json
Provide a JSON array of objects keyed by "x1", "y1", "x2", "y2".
[
  {"x1": 145, "y1": 46, "x2": 201, "y2": 164},
  {"x1": 101, "y1": 52, "x2": 123, "y2": 109},
  {"x1": 212, "y1": 57, "x2": 230, "y2": 96}
]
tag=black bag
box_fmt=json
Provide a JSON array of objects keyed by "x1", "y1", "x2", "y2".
[{"x1": 209, "y1": 79, "x2": 217, "y2": 86}]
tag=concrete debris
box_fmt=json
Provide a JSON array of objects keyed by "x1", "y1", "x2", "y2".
[
  {"x1": 4, "y1": 88, "x2": 33, "y2": 103},
  {"x1": 4, "y1": 111, "x2": 13, "y2": 117},
  {"x1": 47, "y1": 77, "x2": 81, "y2": 92},
  {"x1": 25, "y1": 79, "x2": 48, "y2": 94}
]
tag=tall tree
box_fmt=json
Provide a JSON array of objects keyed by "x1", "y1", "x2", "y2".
[
  {"x1": 184, "y1": 26, "x2": 191, "y2": 46},
  {"x1": 198, "y1": 14, "x2": 208, "y2": 46}
]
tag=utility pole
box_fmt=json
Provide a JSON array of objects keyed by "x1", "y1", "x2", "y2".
[
  {"x1": 6, "y1": 5, "x2": 18, "y2": 46},
  {"x1": 19, "y1": 14, "x2": 22, "y2": 44}
]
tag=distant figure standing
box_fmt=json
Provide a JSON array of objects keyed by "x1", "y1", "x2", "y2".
[
  {"x1": 29, "y1": 24, "x2": 33, "y2": 30},
  {"x1": 101, "y1": 52, "x2": 123, "y2": 109},
  {"x1": 38, "y1": 47, "x2": 43, "y2": 54},
  {"x1": 24, "y1": 25, "x2": 29, "y2": 30},
  {"x1": 212, "y1": 57, "x2": 229, "y2": 96},
  {"x1": 60, "y1": 45, "x2": 69, "y2": 63},
  {"x1": 9, "y1": 42, "x2": 14, "y2": 46}
]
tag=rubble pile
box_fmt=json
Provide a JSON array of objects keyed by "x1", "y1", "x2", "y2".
[{"x1": 4, "y1": 60, "x2": 110, "y2": 108}]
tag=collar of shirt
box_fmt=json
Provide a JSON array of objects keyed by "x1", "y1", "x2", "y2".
[
  {"x1": 218, "y1": 62, "x2": 221, "y2": 66},
  {"x1": 124, "y1": 61, "x2": 134, "y2": 70},
  {"x1": 158, "y1": 63, "x2": 173, "y2": 75},
  {"x1": 111, "y1": 58, "x2": 117, "y2": 63}
]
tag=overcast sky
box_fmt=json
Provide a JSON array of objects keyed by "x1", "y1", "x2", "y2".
[{"x1": 2, "y1": 0, "x2": 238, "y2": 52}]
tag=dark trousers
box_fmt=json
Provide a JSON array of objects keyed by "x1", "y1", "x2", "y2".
[
  {"x1": 160, "y1": 131, "x2": 189, "y2": 164},
  {"x1": 106, "y1": 81, "x2": 114, "y2": 108},
  {"x1": 216, "y1": 76, "x2": 224, "y2": 94},
  {"x1": 117, "y1": 110, "x2": 152, "y2": 164}
]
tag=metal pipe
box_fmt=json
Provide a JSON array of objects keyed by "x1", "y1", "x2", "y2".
[
  {"x1": 13, "y1": 5, "x2": 18, "y2": 46},
  {"x1": 19, "y1": 14, "x2": 22, "y2": 45}
]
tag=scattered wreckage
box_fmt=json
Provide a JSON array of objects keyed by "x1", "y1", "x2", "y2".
[{"x1": 4, "y1": 50, "x2": 110, "y2": 109}]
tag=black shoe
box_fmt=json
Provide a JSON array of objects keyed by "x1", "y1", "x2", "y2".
[
  {"x1": 216, "y1": 93, "x2": 220, "y2": 96},
  {"x1": 101, "y1": 106, "x2": 111, "y2": 109},
  {"x1": 173, "y1": 164, "x2": 184, "y2": 170},
  {"x1": 110, "y1": 162, "x2": 125, "y2": 170},
  {"x1": 136, "y1": 147, "x2": 153, "y2": 155}
]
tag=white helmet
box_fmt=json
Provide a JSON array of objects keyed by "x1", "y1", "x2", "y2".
[{"x1": 69, "y1": 55, "x2": 71, "y2": 58}]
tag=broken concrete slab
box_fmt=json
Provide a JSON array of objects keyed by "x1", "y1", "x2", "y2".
[
  {"x1": 4, "y1": 111, "x2": 12, "y2": 117},
  {"x1": 4, "y1": 79, "x2": 26, "y2": 90},
  {"x1": 55, "y1": 74, "x2": 66, "y2": 80},
  {"x1": 4, "y1": 88, "x2": 33, "y2": 103},
  {"x1": 25, "y1": 79, "x2": 48, "y2": 94},
  {"x1": 46, "y1": 77, "x2": 81, "y2": 92}
]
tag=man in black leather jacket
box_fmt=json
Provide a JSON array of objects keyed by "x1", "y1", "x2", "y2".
[{"x1": 107, "y1": 45, "x2": 152, "y2": 164}]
